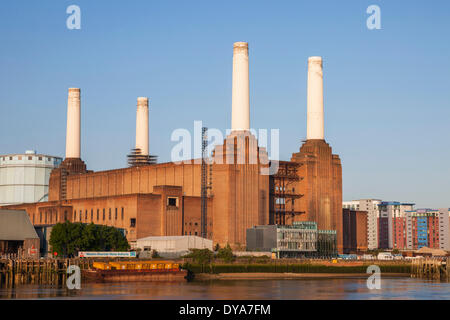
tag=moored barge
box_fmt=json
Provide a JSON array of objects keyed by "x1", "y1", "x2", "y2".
[{"x1": 82, "y1": 260, "x2": 191, "y2": 282}]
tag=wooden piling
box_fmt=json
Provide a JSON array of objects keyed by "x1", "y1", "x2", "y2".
[
  {"x1": 0, "y1": 258, "x2": 94, "y2": 287},
  {"x1": 411, "y1": 257, "x2": 449, "y2": 281}
]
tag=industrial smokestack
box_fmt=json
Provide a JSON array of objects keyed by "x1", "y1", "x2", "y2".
[
  {"x1": 231, "y1": 42, "x2": 250, "y2": 131},
  {"x1": 136, "y1": 97, "x2": 149, "y2": 156},
  {"x1": 306, "y1": 56, "x2": 324, "y2": 140},
  {"x1": 65, "y1": 88, "x2": 81, "y2": 159}
]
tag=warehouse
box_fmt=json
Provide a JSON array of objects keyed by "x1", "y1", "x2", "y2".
[
  {"x1": 0, "y1": 209, "x2": 40, "y2": 259},
  {"x1": 136, "y1": 235, "x2": 213, "y2": 258}
]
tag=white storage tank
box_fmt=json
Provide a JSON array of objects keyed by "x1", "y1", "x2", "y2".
[{"x1": 0, "y1": 151, "x2": 62, "y2": 205}]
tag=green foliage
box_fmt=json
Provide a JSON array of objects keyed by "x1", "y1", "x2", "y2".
[
  {"x1": 151, "y1": 249, "x2": 160, "y2": 258},
  {"x1": 49, "y1": 221, "x2": 130, "y2": 257},
  {"x1": 216, "y1": 244, "x2": 234, "y2": 262},
  {"x1": 183, "y1": 248, "x2": 214, "y2": 265}
]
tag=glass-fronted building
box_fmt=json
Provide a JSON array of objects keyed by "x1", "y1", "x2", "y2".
[{"x1": 246, "y1": 222, "x2": 337, "y2": 258}]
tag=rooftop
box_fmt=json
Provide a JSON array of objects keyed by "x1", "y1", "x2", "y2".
[{"x1": 0, "y1": 210, "x2": 39, "y2": 241}]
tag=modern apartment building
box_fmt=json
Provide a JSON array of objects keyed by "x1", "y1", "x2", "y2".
[
  {"x1": 438, "y1": 208, "x2": 450, "y2": 251},
  {"x1": 406, "y1": 209, "x2": 450, "y2": 250},
  {"x1": 342, "y1": 208, "x2": 368, "y2": 254},
  {"x1": 343, "y1": 199, "x2": 381, "y2": 250},
  {"x1": 377, "y1": 202, "x2": 414, "y2": 249}
]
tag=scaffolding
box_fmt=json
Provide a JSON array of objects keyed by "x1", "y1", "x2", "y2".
[
  {"x1": 127, "y1": 148, "x2": 157, "y2": 167},
  {"x1": 269, "y1": 160, "x2": 305, "y2": 225},
  {"x1": 201, "y1": 127, "x2": 211, "y2": 239}
]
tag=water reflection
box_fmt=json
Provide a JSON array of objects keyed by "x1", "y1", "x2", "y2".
[{"x1": 1, "y1": 278, "x2": 449, "y2": 300}]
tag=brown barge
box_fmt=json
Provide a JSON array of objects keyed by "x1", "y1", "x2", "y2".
[{"x1": 82, "y1": 260, "x2": 192, "y2": 282}]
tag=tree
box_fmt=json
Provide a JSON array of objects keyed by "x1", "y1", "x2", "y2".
[
  {"x1": 49, "y1": 221, "x2": 130, "y2": 257},
  {"x1": 151, "y1": 249, "x2": 160, "y2": 258},
  {"x1": 183, "y1": 248, "x2": 213, "y2": 265},
  {"x1": 216, "y1": 244, "x2": 234, "y2": 262}
]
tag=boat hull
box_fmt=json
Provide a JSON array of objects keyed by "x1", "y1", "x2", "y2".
[{"x1": 82, "y1": 269, "x2": 189, "y2": 283}]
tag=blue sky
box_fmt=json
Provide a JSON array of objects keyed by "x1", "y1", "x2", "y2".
[{"x1": 0, "y1": 1, "x2": 449, "y2": 208}]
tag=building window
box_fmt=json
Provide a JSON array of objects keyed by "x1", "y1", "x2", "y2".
[
  {"x1": 130, "y1": 218, "x2": 136, "y2": 228},
  {"x1": 167, "y1": 197, "x2": 178, "y2": 207},
  {"x1": 103, "y1": 209, "x2": 105, "y2": 220},
  {"x1": 109, "y1": 209, "x2": 111, "y2": 220},
  {"x1": 85, "y1": 210, "x2": 88, "y2": 220},
  {"x1": 80, "y1": 210, "x2": 82, "y2": 221},
  {"x1": 64, "y1": 210, "x2": 67, "y2": 221},
  {"x1": 115, "y1": 208, "x2": 118, "y2": 220},
  {"x1": 91, "y1": 209, "x2": 93, "y2": 221},
  {"x1": 28, "y1": 156, "x2": 32, "y2": 160},
  {"x1": 39, "y1": 212, "x2": 42, "y2": 223},
  {"x1": 121, "y1": 208, "x2": 124, "y2": 220},
  {"x1": 97, "y1": 209, "x2": 99, "y2": 221}
]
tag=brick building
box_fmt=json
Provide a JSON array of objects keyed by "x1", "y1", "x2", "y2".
[
  {"x1": 1, "y1": 46, "x2": 343, "y2": 251},
  {"x1": 342, "y1": 208, "x2": 368, "y2": 254}
]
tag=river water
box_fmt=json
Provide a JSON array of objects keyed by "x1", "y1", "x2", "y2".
[{"x1": 1, "y1": 277, "x2": 449, "y2": 300}]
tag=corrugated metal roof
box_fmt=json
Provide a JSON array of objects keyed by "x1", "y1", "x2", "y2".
[
  {"x1": 415, "y1": 246, "x2": 448, "y2": 256},
  {"x1": 0, "y1": 210, "x2": 39, "y2": 240}
]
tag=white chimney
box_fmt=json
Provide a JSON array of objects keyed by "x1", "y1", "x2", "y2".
[
  {"x1": 306, "y1": 56, "x2": 324, "y2": 140},
  {"x1": 136, "y1": 97, "x2": 149, "y2": 156},
  {"x1": 65, "y1": 88, "x2": 81, "y2": 158},
  {"x1": 231, "y1": 42, "x2": 250, "y2": 131}
]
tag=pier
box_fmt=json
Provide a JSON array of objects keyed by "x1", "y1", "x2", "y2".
[
  {"x1": 0, "y1": 259, "x2": 92, "y2": 287},
  {"x1": 411, "y1": 258, "x2": 450, "y2": 281}
]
